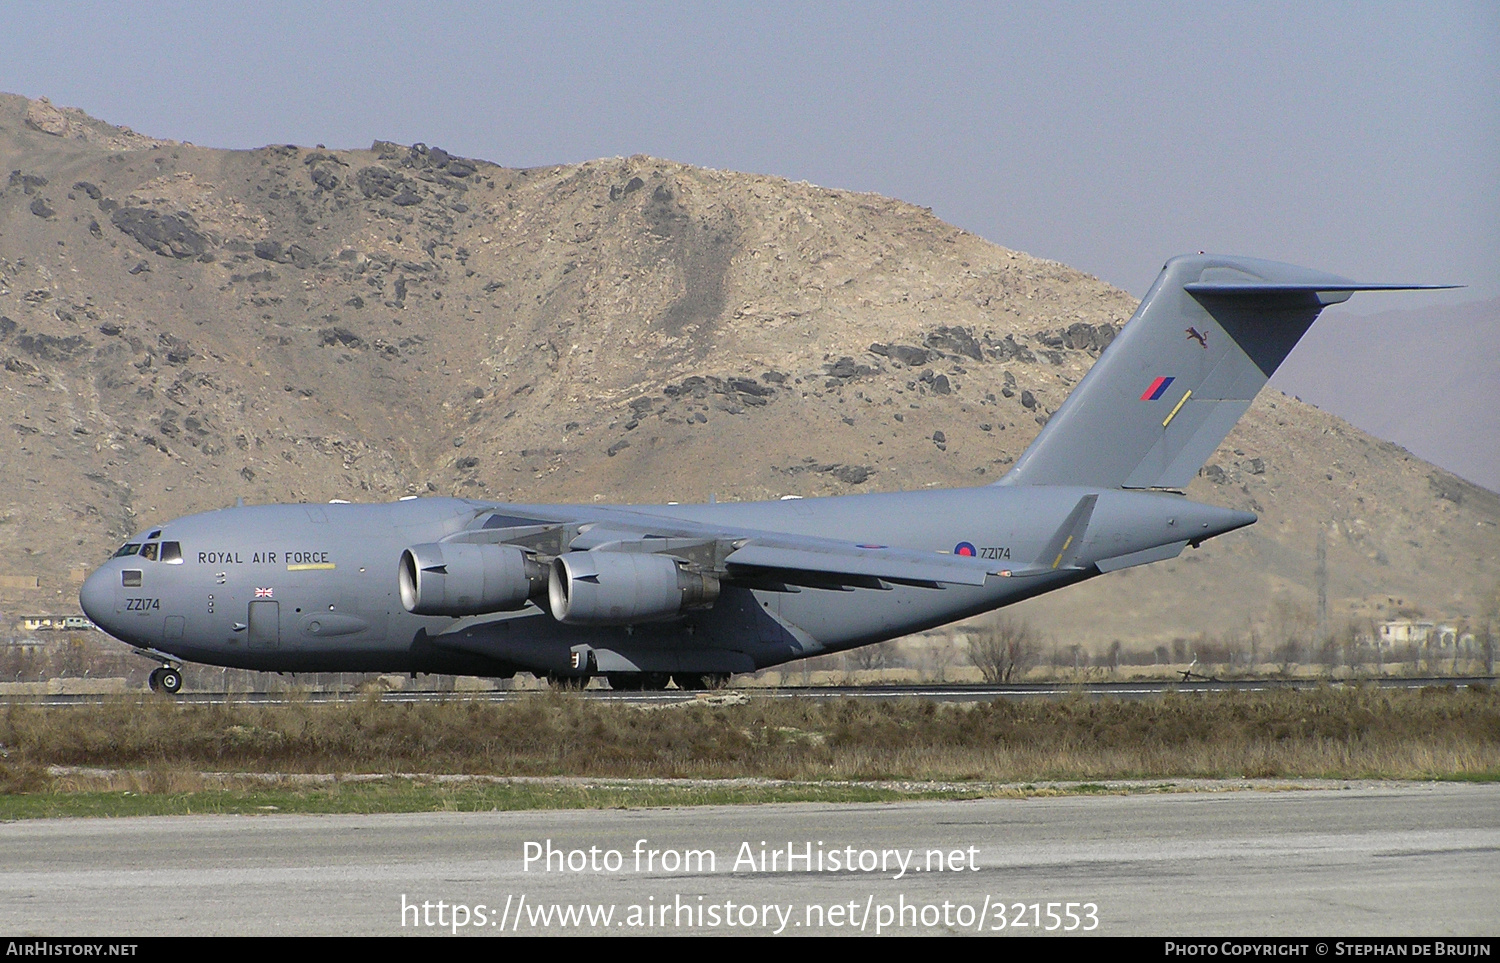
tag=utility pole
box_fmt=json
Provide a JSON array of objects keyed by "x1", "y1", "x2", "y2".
[{"x1": 1316, "y1": 527, "x2": 1328, "y2": 644}]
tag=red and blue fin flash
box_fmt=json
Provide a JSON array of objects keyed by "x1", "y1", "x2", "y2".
[{"x1": 1140, "y1": 376, "x2": 1175, "y2": 401}]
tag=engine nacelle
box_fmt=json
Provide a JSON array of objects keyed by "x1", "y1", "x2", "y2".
[
  {"x1": 547, "y1": 551, "x2": 720, "y2": 625},
  {"x1": 399, "y1": 542, "x2": 545, "y2": 617}
]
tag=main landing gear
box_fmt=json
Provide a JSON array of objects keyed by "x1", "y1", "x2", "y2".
[{"x1": 148, "y1": 666, "x2": 183, "y2": 694}]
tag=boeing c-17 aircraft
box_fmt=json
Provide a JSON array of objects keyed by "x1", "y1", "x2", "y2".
[{"x1": 79, "y1": 255, "x2": 1451, "y2": 693}]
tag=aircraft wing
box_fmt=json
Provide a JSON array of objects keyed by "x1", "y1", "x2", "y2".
[
  {"x1": 723, "y1": 540, "x2": 1004, "y2": 588},
  {"x1": 456, "y1": 508, "x2": 1035, "y2": 589},
  {"x1": 717, "y1": 494, "x2": 1098, "y2": 588}
]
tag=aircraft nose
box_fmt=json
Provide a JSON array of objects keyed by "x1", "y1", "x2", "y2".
[{"x1": 80, "y1": 566, "x2": 113, "y2": 628}]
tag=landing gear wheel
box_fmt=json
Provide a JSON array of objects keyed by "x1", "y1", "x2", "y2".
[{"x1": 148, "y1": 667, "x2": 182, "y2": 694}]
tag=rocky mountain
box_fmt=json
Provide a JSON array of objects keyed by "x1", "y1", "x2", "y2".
[
  {"x1": 1, "y1": 93, "x2": 1495, "y2": 651},
  {"x1": 1271, "y1": 298, "x2": 1500, "y2": 495}
]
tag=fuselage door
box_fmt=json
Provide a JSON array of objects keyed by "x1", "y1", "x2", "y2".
[{"x1": 248, "y1": 601, "x2": 280, "y2": 650}]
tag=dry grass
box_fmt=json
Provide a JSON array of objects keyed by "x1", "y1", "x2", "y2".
[{"x1": 3, "y1": 685, "x2": 1497, "y2": 789}]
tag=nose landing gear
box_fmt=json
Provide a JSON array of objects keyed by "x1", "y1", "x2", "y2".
[{"x1": 148, "y1": 666, "x2": 183, "y2": 694}]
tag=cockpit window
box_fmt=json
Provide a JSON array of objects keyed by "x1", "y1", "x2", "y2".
[
  {"x1": 140, "y1": 543, "x2": 159, "y2": 562},
  {"x1": 112, "y1": 543, "x2": 142, "y2": 558},
  {"x1": 148, "y1": 530, "x2": 162, "y2": 539},
  {"x1": 160, "y1": 541, "x2": 183, "y2": 564}
]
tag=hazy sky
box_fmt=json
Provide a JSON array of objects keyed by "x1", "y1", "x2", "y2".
[{"x1": 2, "y1": 1, "x2": 1495, "y2": 306}]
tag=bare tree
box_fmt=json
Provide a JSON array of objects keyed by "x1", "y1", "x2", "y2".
[
  {"x1": 1482, "y1": 582, "x2": 1499, "y2": 677},
  {"x1": 1275, "y1": 638, "x2": 1301, "y2": 677},
  {"x1": 1340, "y1": 619, "x2": 1368, "y2": 674},
  {"x1": 53, "y1": 636, "x2": 88, "y2": 678},
  {"x1": 1403, "y1": 641, "x2": 1422, "y2": 676},
  {"x1": 967, "y1": 615, "x2": 1040, "y2": 684},
  {"x1": 922, "y1": 637, "x2": 959, "y2": 683},
  {"x1": 1317, "y1": 634, "x2": 1342, "y2": 676},
  {"x1": 846, "y1": 640, "x2": 901, "y2": 673},
  {"x1": 1270, "y1": 599, "x2": 1313, "y2": 676}
]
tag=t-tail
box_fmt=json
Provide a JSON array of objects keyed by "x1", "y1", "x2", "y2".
[{"x1": 998, "y1": 254, "x2": 1456, "y2": 490}]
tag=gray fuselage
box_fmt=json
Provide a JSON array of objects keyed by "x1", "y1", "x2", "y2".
[{"x1": 80, "y1": 486, "x2": 1251, "y2": 678}]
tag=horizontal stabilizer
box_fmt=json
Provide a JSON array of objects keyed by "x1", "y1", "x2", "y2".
[
  {"x1": 1094, "y1": 540, "x2": 1189, "y2": 573},
  {"x1": 1184, "y1": 279, "x2": 1459, "y2": 307}
]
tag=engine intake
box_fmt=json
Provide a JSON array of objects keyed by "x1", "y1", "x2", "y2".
[
  {"x1": 399, "y1": 542, "x2": 545, "y2": 616},
  {"x1": 548, "y1": 551, "x2": 720, "y2": 625}
]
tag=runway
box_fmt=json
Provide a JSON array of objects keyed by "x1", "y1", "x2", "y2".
[
  {"x1": 7, "y1": 676, "x2": 1492, "y2": 707},
  {"x1": 2, "y1": 782, "x2": 1495, "y2": 936}
]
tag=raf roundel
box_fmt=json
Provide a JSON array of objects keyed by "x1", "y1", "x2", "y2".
[{"x1": 954, "y1": 541, "x2": 977, "y2": 557}]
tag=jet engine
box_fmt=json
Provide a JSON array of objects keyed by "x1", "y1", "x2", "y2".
[
  {"x1": 399, "y1": 542, "x2": 546, "y2": 616},
  {"x1": 547, "y1": 551, "x2": 720, "y2": 625}
]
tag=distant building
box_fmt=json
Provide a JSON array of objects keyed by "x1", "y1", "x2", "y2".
[
  {"x1": 15, "y1": 615, "x2": 96, "y2": 633},
  {"x1": 1377, "y1": 620, "x2": 1459, "y2": 651},
  {"x1": 4, "y1": 639, "x2": 45, "y2": 655}
]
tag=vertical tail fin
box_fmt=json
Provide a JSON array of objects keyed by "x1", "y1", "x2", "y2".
[{"x1": 999, "y1": 254, "x2": 1454, "y2": 490}]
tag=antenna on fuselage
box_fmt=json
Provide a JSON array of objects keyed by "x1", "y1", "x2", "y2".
[{"x1": 235, "y1": 497, "x2": 245, "y2": 507}]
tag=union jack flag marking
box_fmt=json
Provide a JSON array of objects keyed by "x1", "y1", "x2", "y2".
[{"x1": 254, "y1": 587, "x2": 274, "y2": 599}]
